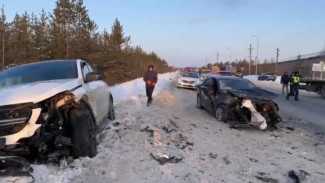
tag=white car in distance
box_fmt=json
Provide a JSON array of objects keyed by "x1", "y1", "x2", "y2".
[{"x1": 177, "y1": 72, "x2": 201, "y2": 89}]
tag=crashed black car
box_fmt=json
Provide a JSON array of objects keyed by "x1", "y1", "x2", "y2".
[{"x1": 197, "y1": 76, "x2": 281, "y2": 129}]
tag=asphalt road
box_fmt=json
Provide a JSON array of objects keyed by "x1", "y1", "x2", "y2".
[{"x1": 253, "y1": 81, "x2": 325, "y2": 133}]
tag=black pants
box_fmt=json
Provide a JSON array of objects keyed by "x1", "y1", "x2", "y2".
[
  {"x1": 288, "y1": 84, "x2": 299, "y2": 100},
  {"x1": 146, "y1": 84, "x2": 155, "y2": 102}
]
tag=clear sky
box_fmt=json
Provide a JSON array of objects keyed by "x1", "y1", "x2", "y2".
[{"x1": 1, "y1": 0, "x2": 325, "y2": 66}]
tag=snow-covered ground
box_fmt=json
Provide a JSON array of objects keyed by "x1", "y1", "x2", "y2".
[
  {"x1": 2, "y1": 73, "x2": 325, "y2": 183},
  {"x1": 110, "y1": 72, "x2": 177, "y2": 103}
]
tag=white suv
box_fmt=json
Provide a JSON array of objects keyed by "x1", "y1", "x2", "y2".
[{"x1": 0, "y1": 60, "x2": 115, "y2": 161}]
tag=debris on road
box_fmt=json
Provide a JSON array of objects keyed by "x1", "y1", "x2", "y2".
[
  {"x1": 162, "y1": 126, "x2": 173, "y2": 133},
  {"x1": 140, "y1": 126, "x2": 154, "y2": 137},
  {"x1": 169, "y1": 119, "x2": 179, "y2": 128},
  {"x1": 254, "y1": 175, "x2": 279, "y2": 183},
  {"x1": 0, "y1": 156, "x2": 33, "y2": 178},
  {"x1": 154, "y1": 132, "x2": 163, "y2": 148},
  {"x1": 222, "y1": 156, "x2": 231, "y2": 165},
  {"x1": 150, "y1": 153, "x2": 183, "y2": 165},
  {"x1": 208, "y1": 153, "x2": 218, "y2": 159},
  {"x1": 286, "y1": 126, "x2": 295, "y2": 131},
  {"x1": 249, "y1": 158, "x2": 258, "y2": 163},
  {"x1": 288, "y1": 169, "x2": 310, "y2": 183}
]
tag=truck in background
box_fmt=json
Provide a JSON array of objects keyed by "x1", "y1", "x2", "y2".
[{"x1": 299, "y1": 61, "x2": 325, "y2": 99}]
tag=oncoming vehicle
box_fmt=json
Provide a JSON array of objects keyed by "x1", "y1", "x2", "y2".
[
  {"x1": 258, "y1": 72, "x2": 276, "y2": 81},
  {"x1": 0, "y1": 60, "x2": 115, "y2": 163},
  {"x1": 177, "y1": 72, "x2": 200, "y2": 89},
  {"x1": 196, "y1": 76, "x2": 281, "y2": 129}
]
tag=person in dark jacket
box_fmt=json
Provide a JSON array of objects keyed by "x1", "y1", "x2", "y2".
[
  {"x1": 143, "y1": 65, "x2": 158, "y2": 106},
  {"x1": 280, "y1": 72, "x2": 290, "y2": 95}
]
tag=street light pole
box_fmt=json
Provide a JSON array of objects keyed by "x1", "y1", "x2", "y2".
[
  {"x1": 2, "y1": 26, "x2": 4, "y2": 69},
  {"x1": 252, "y1": 35, "x2": 259, "y2": 75}
]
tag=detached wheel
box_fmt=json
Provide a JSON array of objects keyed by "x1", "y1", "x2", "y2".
[
  {"x1": 69, "y1": 104, "x2": 97, "y2": 158},
  {"x1": 321, "y1": 84, "x2": 325, "y2": 99},
  {"x1": 197, "y1": 94, "x2": 203, "y2": 109},
  {"x1": 108, "y1": 97, "x2": 115, "y2": 120},
  {"x1": 215, "y1": 105, "x2": 228, "y2": 122}
]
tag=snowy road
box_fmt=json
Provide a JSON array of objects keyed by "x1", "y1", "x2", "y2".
[
  {"x1": 3, "y1": 74, "x2": 325, "y2": 183},
  {"x1": 247, "y1": 76, "x2": 325, "y2": 133}
]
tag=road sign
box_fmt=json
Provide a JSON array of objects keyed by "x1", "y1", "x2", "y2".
[{"x1": 312, "y1": 63, "x2": 322, "y2": 71}]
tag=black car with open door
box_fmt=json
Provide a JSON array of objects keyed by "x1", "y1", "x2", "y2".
[{"x1": 196, "y1": 76, "x2": 281, "y2": 129}]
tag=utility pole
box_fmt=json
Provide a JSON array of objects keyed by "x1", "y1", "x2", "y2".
[
  {"x1": 276, "y1": 48, "x2": 280, "y2": 74},
  {"x1": 217, "y1": 52, "x2": 219, "y2": 63},
  {"x1": 252, "y1": 35, "x2": 259, "y2": 75},
  {"x1": 248, "y1": 44, "x2": 253, "y2": 75}
]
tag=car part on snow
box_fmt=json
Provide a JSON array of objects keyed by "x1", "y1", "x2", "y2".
[
  {"x1": 208, "y1": 153, "x2": 218, "y2": 159},
  {"x1": 254, "y1": 175, "x2": 279, "y2": 183},
  {"x1": 288, "y1": 170, "x2": 310, "y2": 183},
  {"x1": 150, "y1": 153, "x2": 183, "y2": 165},
  {"x1": 0, "y1": 156, "x2": 33, "y2": 178},
  {"x1": 162, "y1": 126, "x2": 173, "y2": 133},
  {"x1": 242, "y1": 99, "x2": 267, "y2": 130},
  {"x1": 140, "y1": 126, "x2": 154, "y2": 137}
]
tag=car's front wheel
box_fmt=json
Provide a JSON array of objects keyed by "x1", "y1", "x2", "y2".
[
  {"x1": 197, "y1": 94, "x2": 203, "y2": 109},
  {"x1": 69, "y1": 104, "x2": 97, "y2": 158},
  {"x1": 215, "y1": 105, "x2": 228, "y2": 122}
]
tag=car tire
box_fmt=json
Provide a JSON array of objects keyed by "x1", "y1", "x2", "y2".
[
  {"x1": 215, "y1": 105, "x2": 228, "y2": 123},
  {"x1": 69, "y1": 104, "x2": 97, "y2": 158},
  {"x1": 197, "y1": 94, "x2": 203, "y2": 109},
  {"x1": 108, "y1": 97, "x2": 115, "y2": 120}
]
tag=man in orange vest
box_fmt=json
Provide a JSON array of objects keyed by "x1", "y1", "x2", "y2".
[{"x1": 143, "y1": 65, "x2": 158, "y2": 106}]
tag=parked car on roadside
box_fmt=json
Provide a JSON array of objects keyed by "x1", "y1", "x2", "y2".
[
  {"x1": 258, "y1": 72, "x2": 276, "y2": 81},
  {"x1": 0, "y1": 60, "x2": 115, "y2": 162},
  {"x1": 177, "y1": 72, "x2": 200, "y2": 89},
  {"x1": 196, "y1": 76, "x2": 281, "y2": 129}
]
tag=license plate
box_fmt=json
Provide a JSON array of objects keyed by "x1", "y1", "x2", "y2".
[{"x1": 0, "y1": 138, "x2": 5, "y2": 149}]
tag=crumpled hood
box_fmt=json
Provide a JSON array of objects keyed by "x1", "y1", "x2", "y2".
[
  {"x1": 226, "y1": 88, "x2": 277, "y2": 99},
  {"x1": 180, "y1": 77, "x2": 200, "y2": 82},
  {"x1": 0, "y1": 79, "x2": 81, "y2": 106}
]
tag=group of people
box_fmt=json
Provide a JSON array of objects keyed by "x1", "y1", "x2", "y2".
[{"x1": 281, "y1": 71, "x2": 301, "y2": 101}]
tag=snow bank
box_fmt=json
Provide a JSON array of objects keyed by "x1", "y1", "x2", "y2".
[
  {"x1": 110, "y1": 72, "x2": 177, "y2": 103},
  {"x1": 244, "y1": 75, "x2": 282, "y2": 91}
]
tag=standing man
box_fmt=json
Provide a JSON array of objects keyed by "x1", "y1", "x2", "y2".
[
  {"x1": 143, "y1": 65, "x2": 158, "y2": 106},
  {"x1": 280, "y1": 72, "x2": 290, "y2": 95},
  {"x1": 287, "y1": 72, "x2": 300, "y2": 101}
]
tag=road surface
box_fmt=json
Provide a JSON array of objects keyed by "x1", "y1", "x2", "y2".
[{"x1": 23, "y1": 76, "x2": 325, "y2": 183}]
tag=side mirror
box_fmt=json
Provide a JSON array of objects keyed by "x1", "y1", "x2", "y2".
[{"x1": 85, "y1": 72, "x2": 102, "y2": 82}]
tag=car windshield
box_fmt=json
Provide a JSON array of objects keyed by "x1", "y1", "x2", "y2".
[
  {"x1": 182, "y1": 72, "x2": 199, "y2": 78},
  {"x1": 0, "y1": 61, "x2": 78, "y2": 88},
  {"x1": 219, "y1": 79, "x2": 255, "y2": 90}
]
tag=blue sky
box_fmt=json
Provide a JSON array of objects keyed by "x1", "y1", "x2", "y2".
[{"x1": 1, "y1": 0, "x2": 325, "y2": 66}]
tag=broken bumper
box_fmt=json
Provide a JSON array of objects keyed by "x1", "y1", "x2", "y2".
[
  {"x1": 177, "y1": 82, "x2": 198, "y2": 89},
  {"x1": 1, "y1": 108, "x2": 41, "y2": 147}
]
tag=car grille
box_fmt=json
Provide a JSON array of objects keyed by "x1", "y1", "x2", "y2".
[
  {"x1": 182, "y1": 80, "x2": 195, "y2": 84},
  {"x1": 0, "y1": 103, "x2": 32, "y2": 136}
]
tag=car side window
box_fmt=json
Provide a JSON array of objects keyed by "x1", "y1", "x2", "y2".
[
  {"x1": 82, "y1": 63, "x2": 91, "y2": 79},
  {"x1": 203, "y1": 78, "x2": 211, "y2": 86}
]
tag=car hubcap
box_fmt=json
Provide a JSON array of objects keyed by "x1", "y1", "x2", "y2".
[{"x1": 216, "y1": 108, "x2": 223, "y2": 120}]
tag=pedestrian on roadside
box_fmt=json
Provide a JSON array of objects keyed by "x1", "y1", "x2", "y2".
[
  {"x1": 287, "y1": 72, "x2": 300, "y2": 101},
  {"x1": 280, "y1": 72, "x2": 290, "y2": 95},
  {"x1": 143, "y1": 65, "x2": 158, "y2": 106}
]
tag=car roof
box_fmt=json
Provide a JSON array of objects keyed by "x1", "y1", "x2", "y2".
[{"x1": 209, "y1": 75, "x2": 245, "y2": 80}]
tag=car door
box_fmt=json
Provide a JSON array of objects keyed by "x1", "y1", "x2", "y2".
[
  {"x1": 81, "y1": 62, "x2": 109, "y2": 126},
  {"x1": 200, "y1": 78, "x2": 212, "y2": 110}
]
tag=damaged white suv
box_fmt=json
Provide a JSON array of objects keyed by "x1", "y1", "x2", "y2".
[{"x1": 0, "y1": 60, "x2": 115, "y2": 161}]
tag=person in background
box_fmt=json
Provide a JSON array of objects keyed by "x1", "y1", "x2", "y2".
[
  {"x1": 143, "y1": 65, "x2": 158, "y2": 106},
  {"x1": 287, "y1": 72, "x2": 300, "y2": 101},
  {"x1": 235, "y1": 70, "x2": 243, "y2": 78},
  {"x1": 280, "y1": 72, "x2": 290, "y2": 95}
]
